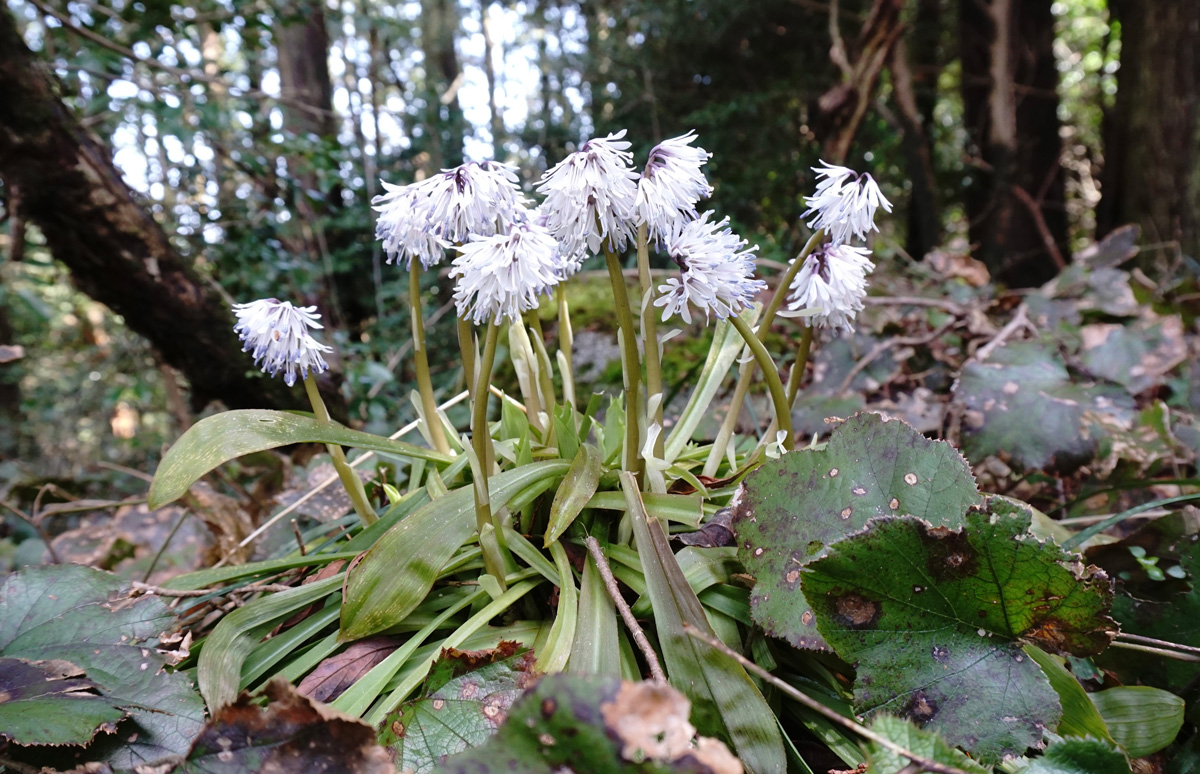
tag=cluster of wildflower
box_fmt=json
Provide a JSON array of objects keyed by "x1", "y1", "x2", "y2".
[
  {"x1": 787, "y1": 161, "x2": 891, "y2": 332},
  {"x1": 233, "y1": 140, "x2": 892, "y2": 381}
]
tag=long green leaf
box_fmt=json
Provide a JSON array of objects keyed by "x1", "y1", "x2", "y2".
[
  {"x1": 544, "y1": 444, "x2": 602, "y2": 546},
  {"x1": 584, "y1": 490, "x2": 703, "y2": 527},
  {"x1": 198, "y1": 575, "x2": 342, "y2": 711},
  {"x1": 1023, "y1": 645, "x2": 1112, "y2": 742},
  {"x1": 1090, "y1": 686, "x2": 1185, "y2": 757},
  {"x1": 149, "y1": 410, "x2": 453, "y2": 508},
  {"x1": 534, "y1": 541, "x2": 578, "y2": 672},
  {"x1": 623, "y1": 472, "x2": 786, "y2": 774},
  {"x1": 567, "y1": 543, "x2": 620, "y2": 675},
  {"x1": 665, "y1": 309, "x2": 752, "y2": 461},
  {"x1": 340, "y1": 461, "x2": 568, "y2": 641}
]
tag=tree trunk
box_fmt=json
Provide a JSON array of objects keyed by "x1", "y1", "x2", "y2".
[
  {"x1": 1096, "y1": 0, "x2": 1200, "y2": 264},
  {"x1": 0, "y1": 8, "x2": 341, "y2": 415},
  {"x1": 480, "y1": 1, "x2": 505, "y2": 159},
  {"x1": 420, "y1": 0, "x2": 466, "y2": 170},
  {"x1": 890, "y1": 0, "x2": 944, "y2": 259},
  {"x1": 816, "y1": 0, "x2": 906, "y2": 164},
  {"x1": 959, "y1": 0, "x2": 1067, "y2": 286}
]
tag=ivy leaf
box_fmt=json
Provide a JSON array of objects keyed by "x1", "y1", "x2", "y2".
[
  {"x1": 0, "y1": 565, "x2": 204, "y2": 768},
  {"x1": 861, "y1": 715, "x2": 988, "y2": 774},
  {"x1": 0, "y1": 658, "x2": 126, "y2": 747},
  {"x1": 733, "y1": 412, "x2": 980, "y2": 650},
  {"x1": 953, "y1": 341, "x2": 1133, "y2": 472},
  {"x1": 1023, "y1": 737, "x2": 1129, "y2": 774},
  {"x1": 377, "y1": 643, "x2": 538, "y2": 774},
  {"x1": 801, "y1": 500, "x2": 1117, "y2": 764}
]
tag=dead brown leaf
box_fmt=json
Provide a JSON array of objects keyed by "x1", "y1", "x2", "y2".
[{"x1": 297, "y1": 636, "x2": 401, "y2": 703}]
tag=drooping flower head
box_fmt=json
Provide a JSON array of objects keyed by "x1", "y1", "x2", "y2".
[
  {"x1": 654, "y1": 212, "x2": 766, "y2": 325},
  {"x1": 636, "y1": 131, "x2": 713, "y2": 245},
  {"x1": 450, "y1": 211, "x2": 564, "y2": 325},
  {"x1": 801, "y1": 161, "x2": 892, "y2": 247},
  {"x1": 373, "y1": 161, "x2": 524, "y2": 269},
  {"x1": 232, "y1": 299, "x2": 333, "y2": 386},
  {"x1": 786, "y1": 243, "x2": 875, "y2": 333},
  {"x1": 535, "y1": 130, "x2": 639, "y2": 261}
]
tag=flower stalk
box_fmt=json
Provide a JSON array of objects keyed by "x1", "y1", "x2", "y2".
[
  {"x1": 727, "y1": 315, "x2": 794, "y2": 453},
  {"x1": 634, "y1": 224, "x2": 665, "y2": 456},
  {"x1": 303, "y1": 375, "x2": 377, "y2": 526},
  {"x1": 605, "y1": 249, "x2": 644, "y2": 482},
  {"x1": 410, "y1": 265, "x2": 452, "y2": 455}
]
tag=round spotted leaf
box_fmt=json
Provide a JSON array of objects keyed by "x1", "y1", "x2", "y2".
[
  {"x1": 801, "y1": 500, "x2": 1117, "y2": 765},
  {"x1": 733, "y1": 412, "x2": 980, "y2": 650}
]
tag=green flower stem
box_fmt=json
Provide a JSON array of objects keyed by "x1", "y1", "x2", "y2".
[
  {"x1": 605, "y1": 249, "x2": 644, "y2": 483},
  {"x1": 409, "y1": 264, "x2": 451, "y2": 455},
  {"x1": 457, "y1": 316, "x2": 477, "y2": 399},
  {"x1": 635, "y1": 223, "x2": 664, "y2": 456},
  {"x1": 557, "y1": 285, "x2": 576, "y2": 409},
  {"x1": 303, "y1": 376, "x2": 377, "y2": 526},
  {"x1": 471, "y1": 322, "x2": 502, "y2": 538},
  {"x1": 703, "y1": 230, "x2": 824, "y2": 474},
  {"x1": 785, "y1": 325, "x2": 815, "y2": 408},
  {"x1": 728, "y1": 315, "x2": 793, "y2": 452}
]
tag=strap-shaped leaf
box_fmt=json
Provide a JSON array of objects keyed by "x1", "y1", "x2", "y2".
[{"x1": 149, "y1": 410, "x2": 453, "y2": 508}]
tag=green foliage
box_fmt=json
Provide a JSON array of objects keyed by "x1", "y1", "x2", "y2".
[
  {"x1": 0, "y1": 564, "x2": 203, "y2": 767},
  {"x1": 802, "y1": 501, "x2": 1115, "y2": 763},
  {"x1": 733, "y1": 412, "x2": 981, "y2": 649},
  {"x1": 1089, "y1": 686, "x2": 1185, "y2": 758},
  {"x1": 1023, "y1": 737, "x2": 1130, "y2": 774},
  {"x1": 377, "y1": 644, "x2": 538, "y2": 773},
  {"x1": 861, "y1": 715, "x2": 989, "y2": 774},
  {"x1": 433, "y1": 674, "x2": 742, "y2": 774}
]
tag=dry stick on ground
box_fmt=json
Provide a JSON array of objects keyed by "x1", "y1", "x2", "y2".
[
  {"x1": 1114, "y1": 632, "x2": 1200, "y2": 656},
  {"x1": 834, "y1": 317, "x2": 962, "y2": 396},
  {"x1": 583, "y1": 536, "x2": 666, "y2": 683},
  {"x1": 972, "y1": 303, "x2": 1032, "y2": 362},
  {"x1": 130, "y1": 581, "x2": 299, "y2": 598},
  {"x1": 683, "y1": 625, "x2": 978, "y2": 774}
]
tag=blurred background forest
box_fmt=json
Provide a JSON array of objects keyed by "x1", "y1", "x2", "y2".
[{"x1": 0, "y1": 0, "x2": 1197, "y2": 506}]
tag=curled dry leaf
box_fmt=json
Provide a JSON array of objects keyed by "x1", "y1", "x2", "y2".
[
  {"x1": 297, "y1": 636, "x2": 400, "y2": 703},
  {"x1": 177, "y1": 678, "x2": 393, "y2": 773}
]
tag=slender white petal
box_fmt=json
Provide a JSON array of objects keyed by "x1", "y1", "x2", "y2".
[
  {"x1": 232, "y1": 299, "x2": 333, "y2": 386},
  {"x1": 535, "y1": 130, "x2": 639, "y2": 258},
  {"x1": 654, "y1": 212, "x2": 765, "y2": 324},
  {"x1": 786, "y1": 243, "x2": 875, "y2": 333},
  {"x1": 800, "y1": 161, "x2": 892, "y2": 247},
  {"x1": 450, "y1": 217, "x2": 563, "y2": 325},
  {"x1": 373, "y1": 161, "x2": 524, "y2": 269},
  {"x1": 636, "y1": 131, "x2": 713, "y2": 245}
]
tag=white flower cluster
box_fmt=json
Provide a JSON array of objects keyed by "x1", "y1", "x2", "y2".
[
  {"x1": 374, "y1": 161, "x2": 524, "y2": 269},
  {"x1": 371, "y1": 130, "x2": 765, "y2": 328},
  {"x1": 655, "y1": 213, "x2": 765, "y2": 324},
  {"x1": 788, "y1": 161, "x2": 890, "y2": 332},
  {"x1": 232, "y1": 299, "x2": 333, "y2": 386}
]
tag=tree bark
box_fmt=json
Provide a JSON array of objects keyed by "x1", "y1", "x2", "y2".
[
  {"x1": 420, "y1": 0, "x2": 466, "y2": 170},
  {"x1": 959, "y1": 0, "x2": 1067, "y2": 286},
  {"x1": 1096, "y1": 0, "x2": 1200, "y2": 264},
  {"x1": 816, "y1": 0, "x2": 906, "y2": 164},
  {"x1": 0, "y1": 8, "x2": 340, "y2": 415},
  {"x1": 889, "y1": 0, "x2": 944, "y2": 259}
]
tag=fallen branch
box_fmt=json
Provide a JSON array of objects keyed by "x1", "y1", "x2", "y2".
[{"x1": 584, "y1": 536, "x2": 666, "y2": 683}]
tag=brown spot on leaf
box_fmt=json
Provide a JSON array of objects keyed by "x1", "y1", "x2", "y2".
[
  {"x1": 801, "y1": 610, "x2": 814, "y2": 626},
  {"x1": 541, "y1": 697, "x2": 557, "y2": 719},
  {"x1": 931, "y1": 645, "x2": 949, "y2": 663},
  {"x1": 829, "y1": 468, "x2": 839, "y2": 477},
  {"x1": 852, "y1": 486, "x2": 867, "y2": 496},
  {"x1": 889, "y1": 498, "x2": 900, "y2": 510},
  {"x1": 840, "y1": 507, "x2": 852, "y2": 520},
  {"x1": 833, "y1": 593, "x2": 882, "y2": 629},
  {"x1": 904, "y1": 473, "x2": 918, "y2": 486},
  {"x1": 918, "y1": 523, "x2": 979, "y2": 581},
  {"x1": 904, "y1": 690, "x2": 940, "y2": 726},
  {"x1": 391, "y1": 720, "x2": 405, "y2": 737},
  {"x1": 785, "y1": 570, "x2": 800, "y2": 587}
]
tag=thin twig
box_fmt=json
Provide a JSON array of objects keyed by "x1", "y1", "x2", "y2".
[
  {"x1": 1115, "y1": 633, "x2": 1200, "y2": 656},
  {"x1": 1010, "y1": 185, "x2": 1067, "y2": 270},
  {"x1": 683, "y1": 625, "x2": 977, "y2": 774},
  {"x1": 862, "y1": 295, "x2": 969, "y2": 315},
  {"x1": 291, "y1": 519, "x2": 307, "y2": 556},
  {"x1": 1109, "y1": 640, "x2": 1200, "y2": 663},
  {"x1": 95, "y1": 459, "x2": 155, "y2": 483},
  {"x1": 215, "y1": 390, "x2": 470, "y2": 567},
  {"x1": 0, "y1": 499, "x2": 60, "y2": 564},
  {"x1": 130, "y1": 581, "x2": 298, "y2": 598},
  {"x1": 972, "y1": 304, "x2": 1031, "y2": 363},
  {"x1": 584, "y1": 536, "x2": 666, "y2": 683},
  {"x1": 141, "y1": 506, "x2": 191, "y2": 583},
  {"x1": 835, "y1": 318, "x2": 961, "y2": 396}
]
